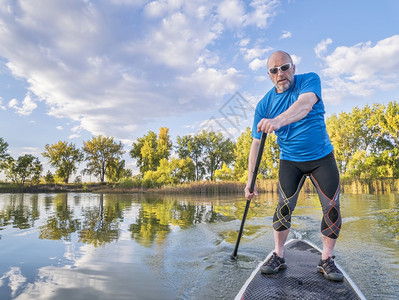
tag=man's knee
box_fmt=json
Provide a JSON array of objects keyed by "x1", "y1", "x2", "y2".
[{"x1": 321, "y1": 202, "x2": 341, "y2": 238}]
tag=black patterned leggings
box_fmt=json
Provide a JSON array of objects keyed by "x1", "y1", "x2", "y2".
[{"x1": 273, "y1": 151, "x2": 341, "y2": 239}]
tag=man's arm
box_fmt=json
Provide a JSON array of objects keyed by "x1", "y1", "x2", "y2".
[
  {"x1": 257, "y1": 92, "x2": 318, "y2": 133},
  {"x1": 245, "y1": 138, "x2": 260, "y2": 200}
]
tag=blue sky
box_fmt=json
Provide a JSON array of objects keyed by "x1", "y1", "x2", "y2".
[{"x1": 0, "y1": 0, "x2": 398, "y2": 179}]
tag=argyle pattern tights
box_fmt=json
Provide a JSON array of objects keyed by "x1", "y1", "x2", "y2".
[{"x1": 272, "y1": 152, "x2": 341, "y2": 239}]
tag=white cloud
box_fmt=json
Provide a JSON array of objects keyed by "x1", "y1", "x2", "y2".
[
  {"x1": 177, "y1": 67, "x2": 241, "y2": 104},
  {"x1": 0, "y1": 0, "x2": 282, "y2": 141},
  {"x1": 8, "y1": 93, "x2": 37, "y2": 116},
  {"x1": 217, "y1": 0, "x2": 245, "y2": 28},
  {"x1": 249, "y1": 58, "x2": 268, "y2": 71},
  {"x1": 280, "y1": 31, "x2": 292, "y2": 39},
  {"x1": 217, "y1": 0, "x2": 280, "y2": 29},
  {"x1": 239, "y1": 38, "x2": 250, "y2": 47},
  {"x1": 0, "y1": 267, "x2": 26, "y2": 297},
  {"x1": 242, "y1": 46, "x2": 273, "y2": 61},
  {"x1": 244, "y1": 0, "x2": 280, "y2": 28},
  {"x1": 241, "y1": 44, "x2": 273, "y2": 71},
  {"x1": 0, "y1": 96, "x2": 6, "y2": 110},
  {"x1": 255, "y1": 75, "x2": 267, "y2": 82},
  {"x1": 317, "y1": 35, "x2": 399, "y2": 104},
  {"x1": 68, "y1": 134, "x2": 80, "y2": 139},
  {"x1": 144, "y1": 0, "x2": 183, "y2": 18},
  {"x1": 195, "y1": 90, "x2": 257, "y2": 139},
  {"x1": 8, "y1": 99, "x2": 18, "y2": 109},
  {"x1": 314, "y1": 38, "x2": 333, "y2": 58},
  {"x1": 291, "y1": 54, "x2": 301, "y2": 65},
  {"x1": 111, "y1": 0, "x2": 147, "y2": 6},
  {"x1": 20, "y1": 147, "x2": 42, "y2": 156},
  {"x1": 14, "y1": 235, "x2": 175, "y2": 300},
  {"x1": 196, "y1": 49, "x2": 219, "y2": 66},
  {"x1": 134, "y1": 10, "x2": 223, "y2": 69}
]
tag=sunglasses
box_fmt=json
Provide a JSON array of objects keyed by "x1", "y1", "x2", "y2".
[{"x1": 268, "y1": 63, "x2": 292, "y2": 74}]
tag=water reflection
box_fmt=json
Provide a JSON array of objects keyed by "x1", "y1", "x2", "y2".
[
  {"x1": 0, "y1": 194, "x2": 40, "y2": 230},
  {"x1": 0, "y1": 192, "x2": 398, "y2": 300},
  {"x1": 0, "y1": 193, "x2": 275, "y2": 248},
  {"x1": 39, "y1": 194, "x2": 80, "y2": 241},
  {"x1": 129, "y1": 195, "x2": 242, "y2": 247}
]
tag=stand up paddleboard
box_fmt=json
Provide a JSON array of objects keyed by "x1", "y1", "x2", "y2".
[{"x1": 235, "y1": 239, "x2": 366, "y2": 300}]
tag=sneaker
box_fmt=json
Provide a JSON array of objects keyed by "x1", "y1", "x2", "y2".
[
  {"x1": 260, "y1": 252, "x2": 287, "y2": 274},
  {"x1": 317, "y1": 256, "x2": 344, "y2": 282}
]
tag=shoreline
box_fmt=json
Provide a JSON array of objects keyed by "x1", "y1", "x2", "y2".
[{"x1": 0, "y1": 178, "x2": 398, "y2": 194}]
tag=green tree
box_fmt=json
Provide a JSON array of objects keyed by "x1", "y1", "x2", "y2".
[
  {"x1": 327, "y1": 101, "x2": 399, "y2": 179},
  {"x1": 156, "y1": 127, "x2": 173, "y2": 163},
  {"x1": 142, "y1": 158, "x2": 173, "y2": 187},
  {"x1": 42, "y1": 141, "x2": 84, "y2": 183},
  {"x1": 0, "y1": 137, "x2": 10, "y2": 171},
  {"x1": 375, "y1": 101, "x2": 399, "y2": 148},
  {"x1": 261, "y1": 134, "x2": 280, "y2": 179},
  {"x1": 132, "y1": 130, "x2": 157, "y2": 174},
  {"x1": 0, "y1": 137, "x2": 9, "y2": 160},
  {"x1": 142, "y1": 157, "x2": 195, "y2": 187},
  {"x1": 170, "y1": 157, "x2": 195, "y2": 183},
  {"x1": 176, "y1": 131, "x2": 235, "y2": 181},
  {"x1": 360, "y1": 104, "x2": 382, "y2": 153},
  {"x1": 326, "y1": 111, "x2": 360, "y2": 174},
  {"x1": 345, "y1": 150, "x2": 369, "y2": 179},
  {"x1": 175, "y1": 135, "x2": 191, "y2": 158},
  {"x1": 31, "y1": 159, "x2": 42, "y2": 185},
  {"x1": 176, "y1": 134, "x2": 205, "y2": 180},
  {"x1": 74, "y1": 175, "x2": 82, "y2": 184},
  {"x1": 3, "y1": 155, "x2": 42, "y2": 184},
  {"x1": 83, "y1": 135, "x2": 125, "y2": 183},
  {"x1": 199, "y1": 130, "x2": 234, "y2": 180},
  {"x1": 349, "y1": 106, "x2": 375, "y2": 152},
  {"x1": 106, "y1": 159, "x2": 130, "y2": 183},
  {"x1": 233, "y1": 128, "x2": 252, "y2": 182},
  {"x1": 370, "y1": 102, "x2": 399, "y2": 178},
  {"x1": 214, "y1": 163, "x2": 234, "y2": 181},
  {"x1": 130, "y1": 127, "x2": 172, "y2": 175},
  {"x1": 233, "y1": 128, "x2": 280, "y2": 181},
  {"x1": 44, "y1": 170, "x2": 55, "y2": 184}
]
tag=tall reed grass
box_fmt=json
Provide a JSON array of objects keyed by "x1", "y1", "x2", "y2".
[
  {"x1": 151, "y1": 179, "x2": 318, "y2": 194},
  {"x1": 341, "y1": 178, "x2": 399, "y2": 194},
  {"x1": 151, "y1": 177, "x2": 398, "y2": 195},
  {"x1": 0, "y1": 178, "x2": 397, "y2": 194}
]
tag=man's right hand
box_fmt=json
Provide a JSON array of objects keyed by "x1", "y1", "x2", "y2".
[{"x1": 245, "y1": 185, "x2": 258, "y2": 201}]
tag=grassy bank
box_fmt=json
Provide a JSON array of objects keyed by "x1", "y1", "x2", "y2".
[
  {"x1": 0, "y1": 182, "x2": 111, "y2": 193},
  {"x1": 147, "y1": 179, "x2": 321, "y2": 194},
  {"x1": 340, "y1": 178, "x2": 399, "y2": 194},
  {"x1": 0, "y1": 178, "x2": 398, "y2": 194},
  {"x1": 150, "y1": 181, "x2": 246, "y2": 194},
  {"x1": 146, "y1": 178, "x2": 399, "y2": 194}
]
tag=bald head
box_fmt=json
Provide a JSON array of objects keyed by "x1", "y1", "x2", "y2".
[
  {"x1": 267, "y1": 51, "x2": 293, "y2": 68},
  {"x1": 267, "y1": 50, "x2": 295, "y2": 93}
]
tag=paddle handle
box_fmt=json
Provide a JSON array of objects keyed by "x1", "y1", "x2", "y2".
[
  {"x1": 249, "y1": 132, "x2": 267, "y2": 193},
  {"x1": 231, "y1": 132, "x2": 267, "y2": 259}
]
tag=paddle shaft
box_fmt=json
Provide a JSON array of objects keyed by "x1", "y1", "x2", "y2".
[{"x1": 231, "y1": 132, "x2": 267, "y2": 259}]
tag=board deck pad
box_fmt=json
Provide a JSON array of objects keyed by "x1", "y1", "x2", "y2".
[{"x1": 236, "y1": 239, "x2": 365, "y2": 300}]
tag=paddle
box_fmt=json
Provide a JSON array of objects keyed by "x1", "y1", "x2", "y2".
[{"x1": 231, "y1": 131, "x2": 267, "y2": 260}]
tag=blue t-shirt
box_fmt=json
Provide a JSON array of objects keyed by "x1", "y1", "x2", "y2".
[{"x1": 251, "y1": 72, "x2": 333, "y2": 162}]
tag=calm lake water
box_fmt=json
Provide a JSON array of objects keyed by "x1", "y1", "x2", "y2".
[{"x1": 0, "y1": 192, "x2": 398, "y2": 300}]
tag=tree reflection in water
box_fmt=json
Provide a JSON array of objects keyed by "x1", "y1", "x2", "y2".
[
  {"x1": 0, "y1": 192, "x2": 398, "y2": 300},
  {"x1": 39, "y1": 194, "x2": 80, "y2": 241}
]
